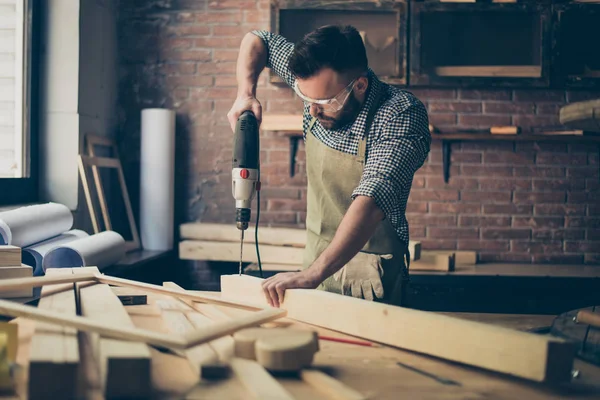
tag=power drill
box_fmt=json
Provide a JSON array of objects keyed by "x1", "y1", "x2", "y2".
[{"x1": 232, "y1": 110, "x2": 260, "y2": 275}]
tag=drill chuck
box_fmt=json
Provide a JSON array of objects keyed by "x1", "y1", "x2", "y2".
[{"x1": 236, "y1": 208, "x2": 251, "y2": 230}]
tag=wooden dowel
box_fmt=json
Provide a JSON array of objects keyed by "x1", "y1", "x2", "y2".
[
  {"x1": 96, "y1": 274, "x2": 266, "y2": 310},
  {"x1": 576, "y1": 310, "x2": 600, "y2": 329},
  {"x1": 0, "y1": 273, "x2": 97, "y2": 292},
  {"x1": 0, "y1": 298, "x2": 185, "y2": 349},
  {"x1": 183, "y1": 308, "x2": 287, "y2": 348}
]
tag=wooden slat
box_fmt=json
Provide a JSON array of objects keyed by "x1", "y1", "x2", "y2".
[
  {"x1": 410, "y1": 253, "x2": 454, "y2": 272},
  {"x1": 260, "y1": 114, "x2": 303, "y2": 132},
  {"x1": 220, "y1": 274, "x2": 576, "y2": 383},
  {"x1": 180, "y1": 240, "x2": 304, "y2": 265},
  {"x1": 28, "y1": 268, "x2": 79, "y2": 399},
  {"x1": 301, "y1": 370, "x2": 366, "y2": 400},
  {"x1": 180, "y1": 223, "x2": 306, "y2": 248},
  {"x1": 435, "y1": 66, "x2": 542, "y2": 77},
  {"x1": 230, "y1": 357, "x2": 296, "y2": 400},
  {"x1": 79, "y1": 283, "x2": 151, "y2": 398}
]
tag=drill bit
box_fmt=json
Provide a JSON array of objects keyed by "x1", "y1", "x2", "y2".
[{"x1": 239, "y1": 229, "x2": 244, "y2": 275}]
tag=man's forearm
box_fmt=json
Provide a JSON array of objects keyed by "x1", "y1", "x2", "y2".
[
  {"x1": 308, "y1": 196, "x2": 385, "y2": 282},
  {"x1": 236, "y1": 33, "x2": 267, "y2": 97}
]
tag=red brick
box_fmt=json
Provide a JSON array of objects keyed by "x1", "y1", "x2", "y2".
[
  {"x1": 566, "y1": 217, "x2": 600, "y2": 229},
  {"x1": 515, "y1": 142, "x2": 567, "y2": 153},
  {"x1": 267, "y1": 199, "x2": 306, "y2": 212},
  {"x1": 430, "y1": 203, "x2": 481, "y2": 214},
  {"x1": 257, "y1": 211, "x2": 298, "y2": 225},
  {"x1": 569, "y1": 143, "x2": 591, "y2": 153},
  {"x1": 457, "y1": 240, "x2": 509, "y2": 251},
  {"x1": 568, "y1": 191, "x2": 600, "y2": 203},
  {"x1": 479, "y1": 253, "x2": 533, "y2": 263},
  {"x1": 513, "y1": 192, "x2": 566, "y2": 204},
  {"x1": 160, "y1": 62, "x2": 197, "y2": 75},
  {"x1": 537, "y1": 104, "x2": 562, "y2": 115},
  {"x1": 458, "y1": 114, "x2": 511, "y2": 128},
  {"x1": 419, "y1": 240, "x2": 457, "y2": 251},
  {"x1": 459, "y1": 89, "x2": 511, "y2": 100},
  {"x1": 267, "y1": 150, "x2": 290, "y2": 163},
  {"x1": 409, "y1": 89, "x2": 456, "y2": 100},
  {"x1": 244, "y1": 10, "x2": 269, "y2": 23},
  {"x1": 160, "y1": 37, "x2": 195, "y2": 49},
  {"x1": 532, "y1": 229, "x2": 585, "y2": 240},
  {"x1": 513, "y1": 90, "x2": 565, "y2": 102},
  {"x1": 483, "y1": 152, "x2": 534, "y2": 165},
  {"x1": 483, "y1": 102, "x2": 534, "y2": 114},
  {"x1": 162, "y1": 50, "x2": 212, "y2": 61},
  {"x1": 568, "y1": 167, "x2": 599, "y2": 178},
  {"x1": 428, "y1": 114, "x2": 456, "y2": 127},
  {"x1": 260, "y1": 187, "x2": 300, "y2": 200},
  {"x1": 533, "y1": 254, "x2": 584, "y2": 264},
  {"x1": 214, "y1": 75, "x2": 237, "y2": 87},
  {"x1": 196, "y1": 11, "x2": 242, "y2": 23},
  {"x1": 460, "y1": 142, "x2": 514, "y2": 152},
  {"x1": 406, "y1": 202, "x2": 428, "y2": 213},
  {"x1": 532, "y1": 179, "x2": 586, "y2": 191},
  {"x1": 428, "y1": 101, "x2": 481, "y2": 113},
  {"x1": 409, "y1": 226, "x2": 426, "y2": 238},
  {"x1": 585, "y1": 254, "x2": 600, "y2": 264},
  {"x1": 194, "y1": 37, "x2": 242, "y2": 48},
  {"x1": 483, "y1": 204, "x2": 532, "y2": 214},
  {"x1": 175, "y1": 12, "x2": 197, "y2": 22},
  {"x1": 512, "y1": 115, "x2": 560, "y2": 131},
  {"x1": 166, "y1": 75, "x2": 213, "y2": 87},
  {"x1": 191, "y1": 87, "x2": 238, "y2": 99},
  {"x1": 566, "y1": 90, "x2": 600, "y2": 102},
  {"x1": 406, "y1": 215, "x2": 456, "y2": 226},
  {"x1": 460, "y1": 191, "x2": 512, "y2": 203},
  {"x1": 589, "y1": 179, "x2": 600, "y2": 191},
  {"x1": 266, "y1": 100, "x2": 304, "y2": 114},
  {"x1": 590, "y1": 205, "x2": 600, "y2": 216},
  {"x1": 514, "y1": 166, "x2": 565, "y2": 178},
  {"x1": 534, "y1": 204, "x2": 586, "y2": 216},
  {"x1": 213, "y1": 49, "x2": 239, "y2": 61},
  {"x1": 588, "y1": 230, "x2": 600, "y2": 240},
  {"x1": 428, "y1": 227, "x2": 479, "y2": 239},
  {"x1": 408, "y1": 189, "x2": 459, "y2": 202},
  {"x1": 167, "y1": 25, "x2": 211, "y2": 37},
  {"x1": 459, "y1": 216, "x2": 511, "y2": 227},
  {"x1": 212, "y1": 25, "x2": 249, "y2": 36},
  {"x1": 176, "y1": 99, "x2": 212, "y2": 115},
  {"x1": 512, "y1": 241, "x2": 563, "y2": 253},
  {"x1": 589, "y1": 153, "x2": 599, "y2": 165},
  {"x1": 172, "y1": 88, "x2": 190, "y2": 101},
  {"x1": 412, "y1": 177, "x2": 426, "y2": 188},
  {"x1": 481, "y1": 228, "x2": 531, "y2": 240},
  {"x1": 426, "y1": 177, "x2": 478, "y2": 190},
  {"x1": 461, "y1": 165, "x2": 512, "y2": 177},
  {"x1": 209, "y1": 0, "x2": 256, "y2": 9},
  {"x1": 450, "y1": 152, "x2": 481, "y2": 163},
  {"x1": 513, "y1": 217, "x2": 564, "y2": 229},
  {"x1": 479, "y1": 178, "x2": 531, "y2": 191},
  {"x1": 565, "y1": 241, "x2": 600, "y2": 253},
  {"x1": 536, "y1": 153, "x2": 587, "y2": 165}
]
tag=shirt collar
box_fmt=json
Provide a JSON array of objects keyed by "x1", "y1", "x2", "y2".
[{"x1": 350, "y1": 68, "x2": 382, "y2": 138}]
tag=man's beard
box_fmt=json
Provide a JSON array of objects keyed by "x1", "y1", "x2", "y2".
[{"x1": 317, "y1": 94, "x2": 362, "y2": 131}]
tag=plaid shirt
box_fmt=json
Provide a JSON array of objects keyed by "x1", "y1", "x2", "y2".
[{"x1": 252, "y1": 30, "x2": 431, "y2": 245}]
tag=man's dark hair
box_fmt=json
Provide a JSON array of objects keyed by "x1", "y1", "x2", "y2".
[{"x1": 288, "y1": 25, "x2": 368, "y2": 79}]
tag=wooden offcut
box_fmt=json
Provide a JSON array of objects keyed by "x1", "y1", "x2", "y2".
[
  {"x1": 78, "y1": 283, "x2": 151, "y2": 398},
  {"x1": 0, "y1": 246, "x2": 20, "y2": 267},
  {"x1": 0, "y1": 265, "x2": 33, "y2": 298},
  {"x1": 410, "y1": 253, "x2": 454, "y2": 272},
  {"x1": 220, "y1": 274, "x2": 576, "y2": 383}
]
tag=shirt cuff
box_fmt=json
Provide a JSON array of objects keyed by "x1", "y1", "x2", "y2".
[{"x1": 352, "y1": 177, "x2": 399, "y2": 219}]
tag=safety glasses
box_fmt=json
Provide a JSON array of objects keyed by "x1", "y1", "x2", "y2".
[{"x1": 293, "y1": 78, "x2": 357, "y2": 113}]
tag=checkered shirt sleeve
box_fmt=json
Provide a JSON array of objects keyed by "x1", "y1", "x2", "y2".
[
  {"x1": 251, "y1": 30, "x2": 296, "y2": 87},
  {"x1": 352, "y1": 101, "x2": 431, "y2": 244}
]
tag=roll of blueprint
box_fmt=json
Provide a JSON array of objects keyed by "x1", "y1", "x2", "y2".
[
  {"x1": 42, "y1": 231, "x2": 126, "y2": 272},
  {"x1": 139, "y1": 108, "x2": 175, "y2": 251},
  {"x1": 22, "y1": 229, "x2": 89, "y2": 276},
  {"x1": 0, "y1": 202, "x2": 73, "y2": 247}
]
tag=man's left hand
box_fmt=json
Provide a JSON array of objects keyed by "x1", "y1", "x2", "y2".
[{"x1": 261, "y1": 269, "x2": 321, "y2": 308}]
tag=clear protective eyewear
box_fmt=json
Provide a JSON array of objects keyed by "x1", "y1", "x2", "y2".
[{"x1": 293, "y1": 78, "x2": 357, "y2": 113}]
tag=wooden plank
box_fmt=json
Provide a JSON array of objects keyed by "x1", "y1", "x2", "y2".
[
  {"x1": 260, "y1": 114, "x2": 303, "y2": 132},
  {"x1": 410, "y1": 253, "x2": 454, "y2": 272},
  {"x1": 79, "y1": 283, "x2": 152, "y2": 398},
  {"x1": 427, "y1": 250, "x2": 476, "y2": 266},
  {"x1": 220, "y1": 274, "x2": 576, "y2": 383},
  {"x1": 28, "y1": 268, "x2": 78, "y2": 399},
  {"x1": 0, "y1": 246, "x2": 20, "y2": 267},
  {"x1": 230, "y1": 357, "x2": 296, "y2": 400},
  {"x1": 180, "y1": 223, "x2": 306, "y2": 248},
  {"x1": 301, "y1": 370, "x2": 366, "y2": 400},
  {"x1": 435, "y1": 66, "x2": 542, "y2": 77},
  {"x1": 180, "y1": 240, "x2": 304, "y2": 265},
  {"x1": 0, "y1": 265, "x2": 32, "y2": 298}
]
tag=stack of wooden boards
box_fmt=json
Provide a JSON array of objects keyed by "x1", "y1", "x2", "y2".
[
  {"x1": 0, "y1": 246, "x2": 32, "y2": 298},
  {"x1": 179, "y1": 222, "x2": 477, "y2": 272}
]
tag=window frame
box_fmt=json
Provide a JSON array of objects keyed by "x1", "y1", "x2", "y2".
[{"x1": 0, "y1": 0, "x2": 40, "y2": 206}]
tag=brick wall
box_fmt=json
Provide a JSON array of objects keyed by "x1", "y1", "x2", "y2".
[{"x1": 117, "y1": 0, "x2": 600, "y2": 271}]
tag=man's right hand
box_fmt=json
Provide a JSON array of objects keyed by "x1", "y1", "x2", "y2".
[{"x1": 227, "y1": 95, "x2": 262, "y2": 133}]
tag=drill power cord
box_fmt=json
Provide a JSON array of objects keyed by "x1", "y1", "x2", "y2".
[{"x1": 255, "y1": 169, "x2": 263, "y2": 278}]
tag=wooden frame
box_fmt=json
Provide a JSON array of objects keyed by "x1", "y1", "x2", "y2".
[
  {"x1": 409, "y1": 1, "x2": 552, "y2": 87},
  {"x1": 220, "y1": 274, "x2": 576, "y2": 384},
  {"x1": 78, "y1": 154, "x2": 141, "y2": 253},
  {"x1": 0, "y1": 273, "x2": 286, "y2": 350},
  {"x1": 269, "y1": 0, "x2": 408, "y2": 86}
]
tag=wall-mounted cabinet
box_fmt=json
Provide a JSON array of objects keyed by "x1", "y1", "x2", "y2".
[
  {"x1": 268, "y1": 0, "x2": 600, "y2": 89},
  {"x1": 270, "y1": 0, "x2": 408, "y2": 85}
]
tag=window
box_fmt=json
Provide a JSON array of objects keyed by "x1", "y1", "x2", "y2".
[{"x1": 0, "y1": 0, "x2": 39, "y2": 206}]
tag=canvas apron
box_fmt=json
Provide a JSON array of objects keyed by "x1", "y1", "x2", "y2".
[{"x1": 302, "y1": 92, "x2": 410, "y2": 304}]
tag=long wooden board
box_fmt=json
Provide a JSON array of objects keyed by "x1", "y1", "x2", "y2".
[
  {"x1": 180, "y1": 240, "x2": 304, "y2": 265},
  {"x1": 220, "y1": 274, "x2": 576, "y2": 383}
]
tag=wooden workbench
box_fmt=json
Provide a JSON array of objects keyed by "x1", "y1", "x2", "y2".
[{"x1": 6, "y1": 290, "x2": 600, "y2": 399}]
